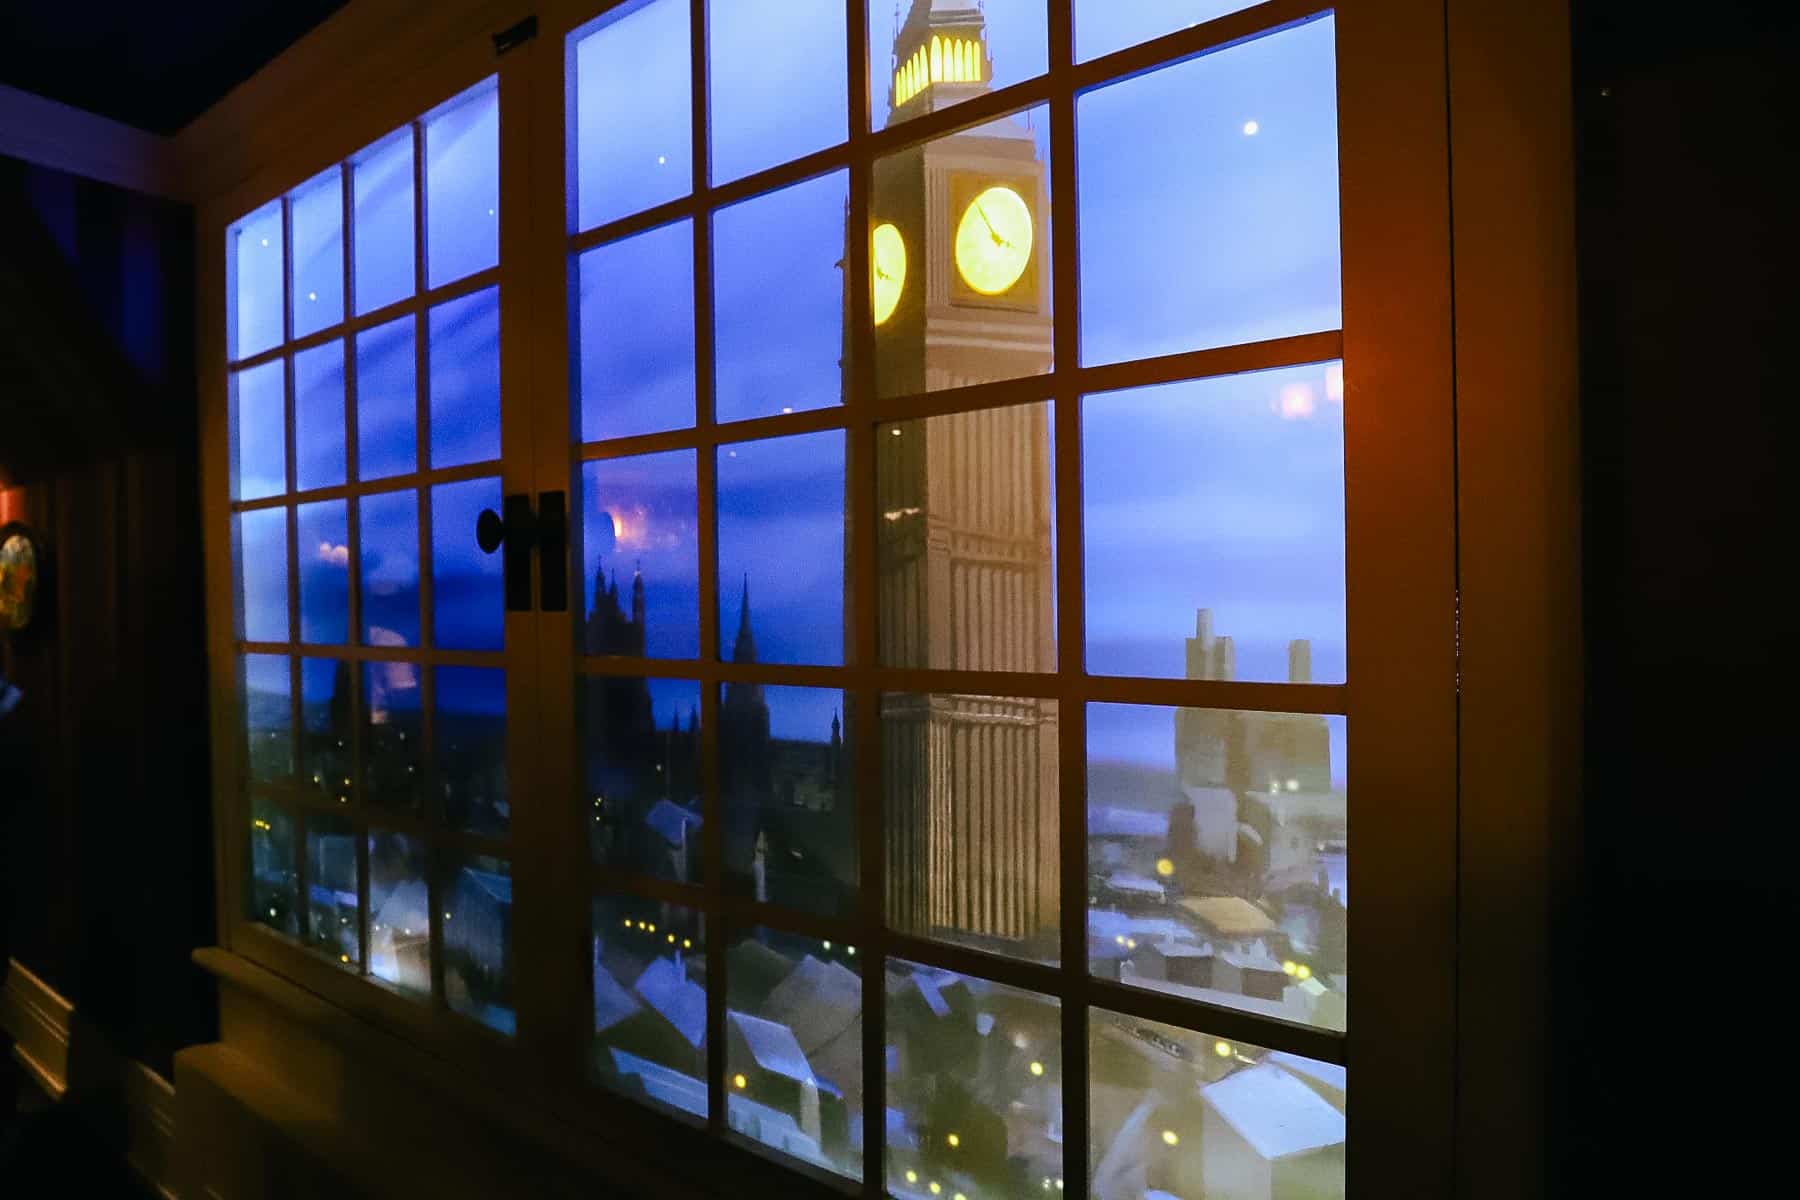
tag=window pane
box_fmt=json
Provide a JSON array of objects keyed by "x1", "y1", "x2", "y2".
[
  {"x1": 709, "y1": 0, "x2": 847, "y2": 183},
  {"x1": 584, "y1": 676, "x2": 701, "y2": 883},
  {"x1": 1089, "y1": 1010, "x2": 1345, "y2": 1198},
  {"x1": 293, "y1": 341, "x2": 346, "y2": 492},
  {"x1": 231, "y1": 200, "x2": 283, "y2": 359},
  {"x1": 571, "y1": 0, "x2": 692, "y2": 233},
  {"x1": 425, "y1": 78, "x2": 500, "y2": 289},
  {"x1": 428, "y1": 286, "x2": 501, "y2": 468},
  {"x1": 713, "y1": 172, "x2": 847, "y2": 424},
  {"x1": 873, "y1": 104, "x2": 1052, "y2": 398},
  {"x1": 1075, "y1": 1, "x2": 1262, "y2": 62},
  {"x1": 879, "y1": 404, "x2": 1055, "y2": 671},
  {"x1": 1082, "y1": 362, "x2": 1346, "y2": 682},
  {"x1": 300, "y1": 658, "x2": 354, "y2": 804},
  {"x1": 592, "y1": 893, "x2": 707, "y2": 1117},
  {"x1": 238, "y1": 507, "x2": 289, "y2": 643},
  {"x1": 437, "y1": 667, "x2": 509, "y2": 837},
  {"x1": 243, "y1": 654, "x2": 292, "y2": 784},
  {"x1": 432, "y1": 476, "x2": 504, "y2": 651},
  {"x1": 363, "y1": 660, "x2": 423, "y2": 815},
  {"x1": 248, "y1": 799, "x2": 297, "y2": 936},
  {"x1": 884, "y1": 693, "x2": 1060, "y2": 964},
  {"x1": 1088, "y1": 703, "x2": 1347, "y2": 1032},
  {"x1": 581, "y1": 450, "x2": 699, "y2": 660},
  {"x1": 1077, "y1": 18, "x2": 1340, "y2": 365},
  {"x1": 885, "y1": 959, "x2": 1062, "y2": 1197},
  {"x1": 444, "y1": 854, "x2": 514, "y2": 1035},
  {"x1": 359, "y1": 489, "x2": 420, "y2": 648},
  {"x1": 231, "y1": 359, "x2": 286, "y2": 501},
  {"x1": 296, "y1": 500, "x2": 349, "y2": 644},
  {"x1": 725, "y1": 927, "x2": 863, "y2": 1180},
  {"x1": 722, "y1": 686, "x2": 854, "y2": 917},
  {"x1": 353, "y1": 127, "x2": 416, "y2": 315},
  {"x1": 355, "y1": 316, "x2": 418, "y2": 481},
  {"x1": 305, "y1": 812, "x2": 360, "y2": 968},
  {"x1": 716, "y1": 431, "x2": 844, "y2": 667},
  {"x1": 290, "y1": 167, "x2": 344, "y2": 338},
  {"x1": 869, "y1": 0, "x2": 1046, "y2": 132},
  {"x1": 369, "y1": 829, "x2": 431, "y2": 997},
  {"x1": 576, "y1": 221, "x2": 695, "y2": 443}
]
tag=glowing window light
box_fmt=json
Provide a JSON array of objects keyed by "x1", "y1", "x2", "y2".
[
  {"x1": 1162, "y1": 1129, "x2": 1180, "y2": 1147},
  {"x1": 1214, "y1": 1040, "x2": 1233, "y2": 1057},
  {"x1": 733, "y1": 1073, "x2": 747, "y2": 1089},
  {"x1": 1029, "y1": 1060, "x2": 1045, "y2": 1076},
  {"x1": 931, "y1": 36, "x2": 943, "y2": 83},
  {"x1": 946, "y1": 1132, "x2": 960, "y2": 1147}
]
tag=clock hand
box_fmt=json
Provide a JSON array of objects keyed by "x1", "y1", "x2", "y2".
[{"x1": 975, "y1": 201, "x2": 1014, "y2": 250}]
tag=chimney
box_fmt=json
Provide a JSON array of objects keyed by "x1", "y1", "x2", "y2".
[
  {"x1": 1288, "y1": 639, "x2": 1313, "y2": 684},
  {"x1": 1212, "y1": 635, "x2": 1236, "y2": 683},
  {"x1": 1186, "y1": 608, "x2": 1216, "y2": 680}
]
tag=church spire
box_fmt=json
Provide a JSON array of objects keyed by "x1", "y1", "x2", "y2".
[{"x1": 732, "y1": 575, "x2": 758, "y2": 664}]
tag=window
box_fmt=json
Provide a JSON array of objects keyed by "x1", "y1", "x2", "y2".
[{"x1": 214, "y1": 2, "x2": 1467, "y2": 1195}]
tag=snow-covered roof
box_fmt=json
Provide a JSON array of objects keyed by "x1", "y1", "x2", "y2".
[
  {"x1": 1180, "y1": 896, "x2": 1277, "y2": 938},
  {"x1": 728, "y1": 1009, "x2": 816, "y2": 1084},
  {"x1": 1268, "y1": 1050, "x2": 1348, "y2": 1097},
  {"x1": 762, "y1": 955, "x2": 861, "y2": 1052},
  {"x1": 1203, "y1": 1064, "x2": 1346, "y2": 1160},
  {"x1": 610, "y1": 1049, "x2": 707, "y2": 1118},
  {"x1": 462, "y1": 868, "x2": 512, "y2": 905},
  {"x1": 1088, "y1": 805, "x2": 1169, "y2": 839},
  {"x1": 372, "y1": 879, "x2": 428, "y2": 931},
  {"x1": 646, "y1": 799, "x2": 701, "y2": 847},
  {"x1": 593, "y1": 960, "x2": 642, "y2": 1035},
  {"x1": 1105, "y1": 871, "x2": 1166, "y2": 899},
  {"x1": 636, "y1": 955, "x2": 706, "y2": 1048}
]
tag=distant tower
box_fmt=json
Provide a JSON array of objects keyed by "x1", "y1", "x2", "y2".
[
  {"x1": 721, "y1": 578, "x2": 774, "y2": 875},
  {"x1": 875, "y1": 0, "x2": 1059, "y2": 953}
]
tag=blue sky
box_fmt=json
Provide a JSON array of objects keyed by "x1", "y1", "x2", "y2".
[{"x1": 235, "y1": 6, "x2": 1346, "y2": 774}]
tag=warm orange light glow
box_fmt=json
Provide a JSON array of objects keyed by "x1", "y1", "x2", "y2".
[
  {"x1": 1214, "y1": 1040, "x2": 1233, "y2": 1057},
  {"x1": 1278, "y1": 383, "x2": 1317, "y2": 420},
  {"x1": 1029, "y1": 1060, "x2": 1045, "y2": 1076},
  {"x1": 1155, "y1": 857, "x2": 1175, "y2": 877},
  {"x1": 1296, "y1": 964, "x2": 1313, "y2": 980},
  {"x1": 1282, "y1": 959, "x2": 1299, "y2": 975},
  {"x1": 946, "y1": 1133, "x2": 960, "y2": 1148},
  {"x1": 733, "y1": 1073, "x2": 748, "y2": 1089},
  {"x1": 1161, "y1": 1130, "x2": 1180, "y2": 1147}
]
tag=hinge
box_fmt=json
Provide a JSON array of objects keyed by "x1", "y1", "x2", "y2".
[{"x1": 493, "y1": 15, "x2": 538, "y2": 56}]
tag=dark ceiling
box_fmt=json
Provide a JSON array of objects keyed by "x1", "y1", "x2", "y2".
[{"x1": 0, "y1": 2, "x2": 348, "y2": 136}]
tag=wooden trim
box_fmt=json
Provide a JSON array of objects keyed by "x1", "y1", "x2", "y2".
[
  {"x1": 2, "y1": 957, "x2": 72, "y2": 1099},
  {"x1": 0, "y1": 83, "x2": 181, "y2": 200},
  {"x1": 1446, "y1": 2, "x2": 1581, "y2": 1197}
]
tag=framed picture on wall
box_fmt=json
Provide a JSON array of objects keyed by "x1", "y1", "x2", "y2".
[{"x1": 0, "y1": 521, "x2": 43, "y2": 636}]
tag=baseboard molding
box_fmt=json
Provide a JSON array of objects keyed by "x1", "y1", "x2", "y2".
[
  {"x1": 2, "y1": 957, "x2": 72, "y2": 1099},
  {"x1": 2, "y1": 957, "x2": 180, "y2": 1199}
]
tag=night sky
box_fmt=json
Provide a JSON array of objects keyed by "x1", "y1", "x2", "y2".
[{"x1": 235, "y1": 4, "x2": 1346, "y2": 780}]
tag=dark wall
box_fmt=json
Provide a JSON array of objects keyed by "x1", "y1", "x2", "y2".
[
  {"x1": 0, "y1": 154, "x2": 212, "y2": 1080},
  {"x1": 1572, "y1": 0, "x2": 1796, "y2": 1191}
]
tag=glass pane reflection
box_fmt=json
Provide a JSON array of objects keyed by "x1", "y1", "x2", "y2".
[
  {"x1": 432, "y1": 476, "x2": 504, "y2": 651},
  {"x1": 885, "y1": 958, "x2": 1061, "y2": 1199},
  {"x1": 305, "y1": 812, "x2": 360, "y2": 967},
  {"x1": 592, "y1": 892, "x2": 707, "y2": 1117},
  {"x1": 1088, "y1": 703, "x2": 1347, "y2": 1032},
  {"x1": 709, "y1": 0, "x2": 846, "y2": 183},
  {"x1": 242, "y1": 654, "x2": 292, "y2": 784},
  {"x1": 1075, "y1": 1, "x2": 1263, "y2": 63},
  {"x1": 425, "y1": 79, "x2": 500, "y2": 289},
  {"x1": 884, "y1": 693, "x2": 1060, "y2": 965},
  {"x1": 726, "y1": 927, "x2": 863, "y2": 1180},
  {"x1": 293, "y1": 341, "x2": 346, "y2": 492},
  {"x1": 290, "y1": 167, "x2": 344, "y2": 338},
  {"x1": 583, "y1": 676, "x2": 701, "y2": 883},
  {"x1": 722, "y1": 686, "x2": 854, "y2": 917},
  {"x1": 248, "y1": 799, "x2": 297, "y2": 936},
  {"x1": 873, "y1": 104, "x2": 1052, "y2": 399},
  {"x1": 878, "y1": 404, "x2": 1055, "y2": 671},
  {"x1": 1089, "y1": 1010, "x2": 1345, "y2": 1200},
  {"x1": 355, "y1": 316, "x2": 417, "y2": 481},
  {"x1": 296, "y1": 500, "x2": 349, "y2": 645},
  {"x1": 1082, "y1": 363, "x2": 1346, "y2": 683},
  {"x1": 359, "y1": 489, "x2": 420, "y2": 648},
  {"x1": 428, "y1": 287, "x2": 501, "y2": 468},
  {"x1": 571, "y1": 0, "x2": 692, "y2": 233},
  {"x1": 581, "y1": 450, "x2": 699, "y2": 660},
  {"x1": 231, "y1": 201, "x2": 283, "y2": 360},
  {"x1": 576, "y1": 220, "x2": 696, "y2": 443},
  {"x1": 444, "y1": 855, "x2": 515, "y2": 1035},
  {"x1": 369, "y1": 829, "x2": 431, "y2": 997},
  {"x1": 716, "y1": 431, "x2": 844, "y2": 667},
  {"x1": 300, "y1": 657, "x2": 354, "y2": 804},
  {"x1": 712, "y1": 172, "x2": 847, "y2": 424},
  {"x1": 437, "y1": 667, "x2": 508, "y2": 836},
  {"x1": 238, "y1": 507, "x2": 289, "y2": 644},
  {"x1": 1077, "y1": 17, "x2": 1340, "y2": 365},
  {"x1": 353, "y1": 128, "x2": 415, "y2": 316},
  {"x1": 363, "y1": 660, "x2": 423, "y2": 815},
  {"x1": 231, "y1": 359, "x2": 285, "y2": 501}
]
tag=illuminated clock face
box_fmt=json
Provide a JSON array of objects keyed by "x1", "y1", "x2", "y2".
[
  {"x1": 872, "y1": 222, "x2": 906, "y2": 326},
  {"x1": 954, "y1": 184, "x2": 1034, "y2": 296}
]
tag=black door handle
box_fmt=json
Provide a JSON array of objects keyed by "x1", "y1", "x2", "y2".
[{"x1": 476, "y1": 494, "x2": 536, "y2": 612}]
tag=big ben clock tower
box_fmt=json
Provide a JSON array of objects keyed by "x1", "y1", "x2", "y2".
[{"x1": 871, "y1": 1, "x2": 1060, "y2": 959}]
